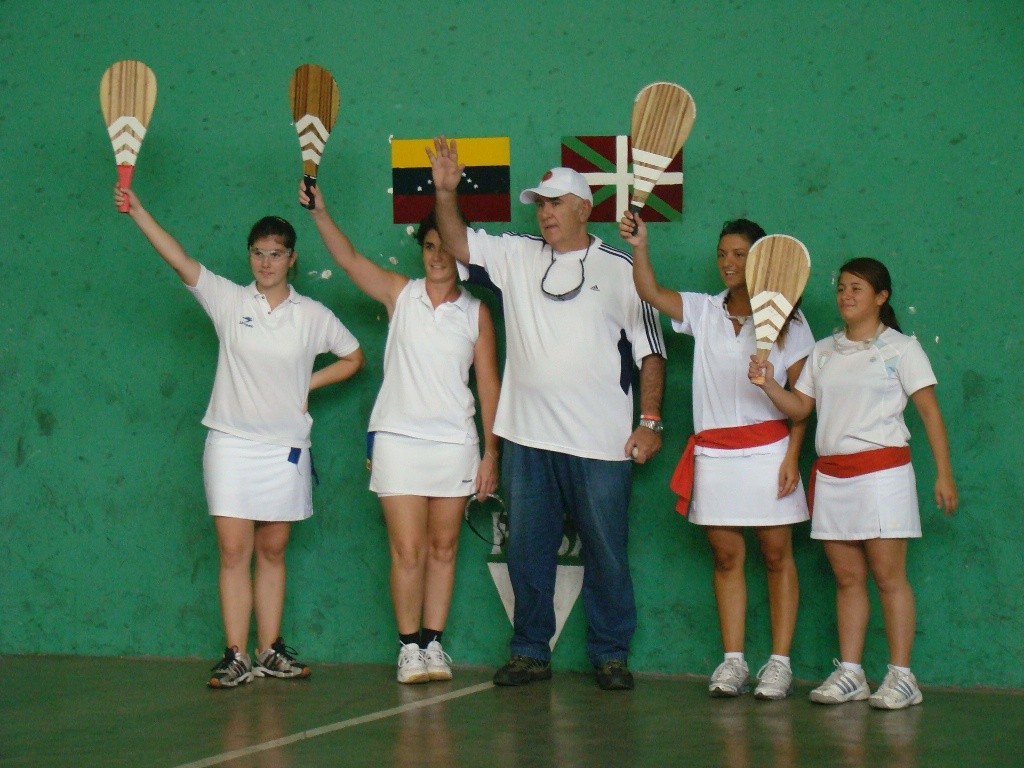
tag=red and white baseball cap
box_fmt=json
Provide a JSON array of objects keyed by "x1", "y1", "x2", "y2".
[{"x1": 519, "y1": 167, "x2": 593, "y2": 205}]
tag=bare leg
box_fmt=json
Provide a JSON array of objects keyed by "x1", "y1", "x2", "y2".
[
  {"x1": 864, "y1": 538, "x2": 914, "y2": 667},
  {"x1": 214, "y1": 516, "x2": 256, "y2": 650},
  {"x1": 755, "y1": 525, "x2": 798, "y2": 657},
  {"x1": 253, "y1": 521, "x2": 292, "y2": 651},
  {"x1": 382, "y1": 496, "x2": 430, "y2": 635},
  {"x1": 823, "y1": 540, "x2": 870, "y2": 663},
  {"x1": 421, "y1": 496, "x2": 466, "y2": 632},
  {"x1": 706, "y1": 526, "x2": 747, "y2": 653}
]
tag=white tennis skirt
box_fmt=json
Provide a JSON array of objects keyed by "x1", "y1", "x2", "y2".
[
  {"x1": 690, "y1": 450, "x2": 810, "y2": 527},
  {"x1": 203, "y1": 430, "x2": 313, "y2": 522},
  {"x1": 369, "y1": 431, "x2": 479, "y2": 498},
  {"x1": 810, "y1": 463, "x2": 921, "y2": 540}
]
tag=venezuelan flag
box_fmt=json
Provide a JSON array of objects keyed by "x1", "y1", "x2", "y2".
[{"x1": 392, "y1": 137, "x2": 511, "y2": 224}]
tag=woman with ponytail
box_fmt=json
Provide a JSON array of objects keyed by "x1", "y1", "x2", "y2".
[{"x1": 748, "y1": 257, "x2": 958, "y2": 710}]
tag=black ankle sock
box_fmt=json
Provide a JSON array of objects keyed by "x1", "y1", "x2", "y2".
[
  {"x1": 420, "y1": 628, "x2": 443, "y2": 648},
  {"x1": 399, "y1": 632, "x2": 420, "y2": 647}
]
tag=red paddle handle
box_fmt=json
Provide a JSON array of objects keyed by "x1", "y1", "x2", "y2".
[{"x1": 116, "y1": 165, "x2": 135, "y2": 213}]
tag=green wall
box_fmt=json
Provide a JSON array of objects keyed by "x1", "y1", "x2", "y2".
[{"x1": 1, "y1": 0, "x2": 1022, "y2": 687}]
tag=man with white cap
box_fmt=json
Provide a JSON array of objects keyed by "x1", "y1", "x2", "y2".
[{"x1": 427, "y1": 136, "x2": 666, "y2": 691}]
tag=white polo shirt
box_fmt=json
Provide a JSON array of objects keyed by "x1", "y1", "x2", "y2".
[
  {"x1": 368, "y1": 278, "x2": 481, "y2": 444},
  {"x1": 188, "y1": 265, "x2": 360, "y2": 448},
  {"x1": 467, "y1": 227, "x2": 665, "y2": 461},
  {"x1": 795, "y1": 327, "x2": 937, "y2": 456},
  {"x1": 674, "y1": 290, "x2": 815, "y2": 456}
]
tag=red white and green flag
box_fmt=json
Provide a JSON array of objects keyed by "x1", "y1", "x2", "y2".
[{"x1": 561, "y1": 135, "x2": 683, "y2": 223}]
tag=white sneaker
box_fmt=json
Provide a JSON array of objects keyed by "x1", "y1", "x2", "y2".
[
  {"x1": 396, "y1": 643, "x2": 429, "y2": 684},
  {"x1": 754, "y1": 658, "x2": 793, "y2": 700},
  {"x1": 423, "y1": 640, "x2": 453, "y2": 681},
  {"x1": 869, "y1": 665, "x2": 923, "y2": 710},
  {"x1": 709, "y1": 658, "x2": 750, "y2": 697},
  {"x1": 809, "y1": 659, "x2": 870, "y2": 704}
]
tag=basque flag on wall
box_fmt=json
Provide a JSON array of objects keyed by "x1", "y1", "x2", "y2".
[
  {"x1": 392, "y1": 137, "x2": 511, "y2": 223},
  {"x1": 560, "y1": 135, "x2": 683, "y2": 223}
]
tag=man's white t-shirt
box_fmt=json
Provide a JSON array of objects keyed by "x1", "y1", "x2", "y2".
[{"x1": 467, "y1": 228, "x2": 665, "y2": 461}]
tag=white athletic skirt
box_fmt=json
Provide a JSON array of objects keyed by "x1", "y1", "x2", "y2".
[
  {"x1": 369, "y1": 431, "x2": 479, "y2": 498},
  {"x1": 690, "y1": 450, "x2": 810, "y2": 527},
  {"x1": 203, "y1": 430, "x2": 313, "y2": 522},
  {"x1": 810, "y1": 463, "x2": 921, "y2": 540}
]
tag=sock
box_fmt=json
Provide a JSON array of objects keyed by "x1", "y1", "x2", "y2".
[
  {"x1": 420, "y1": 628, "x2": 443, "y2": 648},
  {"x1": 769, "y1": 654, "x2": 791, "y2": 669},
  {"x1": 724, "y1": 652, "x2": 745, "y2": 663},
  {"x1": 840, "y1": 661, "x2": 864, "y2": 673},
  {"x1": 399, "y1": 632, "x2": 420, "y2": 648},
  {"x1": 892, "y1": 664, "x2": 912, "y2": 675}
]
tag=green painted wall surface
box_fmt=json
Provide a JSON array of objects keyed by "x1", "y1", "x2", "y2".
[{"x1": 1, "y1": 0, "x2": 1021, "y2": 687}]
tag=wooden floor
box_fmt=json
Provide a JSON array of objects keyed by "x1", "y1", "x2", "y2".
[{"x1": 2, "y1": 655, "x2": 1021, "y2": 767}]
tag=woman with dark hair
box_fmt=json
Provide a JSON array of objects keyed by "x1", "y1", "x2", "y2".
[
  {"x1": 621, "y1": 212, "x2": 814, "y2": 700},
  {"x1": 114, "y1": 186, "x2": 365, "y2": 688},
  {"x1": 749, "y1": 256, "x2": 957, "y2": 710},
  {"x1": 301, "y1": 184, "x2": 500, "y2": 684}
]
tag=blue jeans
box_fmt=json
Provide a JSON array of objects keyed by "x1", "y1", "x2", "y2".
[{"x1": 503, "y1": 442, "x2": 636, "y2": 667}]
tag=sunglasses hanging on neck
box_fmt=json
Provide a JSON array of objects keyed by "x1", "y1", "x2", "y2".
[{"x1": 541, "y1": 237, "x2": 592, "y2": 301}]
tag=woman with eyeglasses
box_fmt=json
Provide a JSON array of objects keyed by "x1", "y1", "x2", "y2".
[
  {"x1": 620, "y1": 212, "x2": 813, "y2": 701},
  {"x1": 749, "y1": 257, "x2": 957, "y2": 710},
  {"x1": 300, "y1": 184, "x2": 500, "y2": 685},
  {"x1": 114, "y1": 186, "x2": 365, "y2": 688}
]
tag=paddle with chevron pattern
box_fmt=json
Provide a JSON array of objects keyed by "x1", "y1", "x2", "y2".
[
  {"x1": 100, "y1": 60, "x2": 157, "y2": 213},
  {"x1": 289, "y1": 64, "x2": 340, "y2": 210},
  {"x1": 746, "y1": 234, "x2": 811, "y2": 384},
  {"x1": 628, "y1": 82, "x2": 695, "y2": 229}
]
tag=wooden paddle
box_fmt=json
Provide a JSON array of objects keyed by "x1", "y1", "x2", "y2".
[
  {"x1": 746, "y1": 235, "x2": 811, "y2": 384},
  {"x1": 100, "y1": 60, "x2": 157, "y2": 213},
  {"x1": 289, "y1": 63, "x2": 340, "y2": 210},
  {"x1": 629, "y1": 82, "x2": 695, "y2": 222}
]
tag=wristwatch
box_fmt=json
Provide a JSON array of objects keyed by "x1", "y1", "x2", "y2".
[{"x1": 638, "y1": 417, "x2": 663, "y2": 433}]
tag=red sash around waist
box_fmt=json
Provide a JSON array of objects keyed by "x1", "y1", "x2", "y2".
[
  {"x1": 808, "y1": 445, "x2": 912, "y2": 513},
  {"x1": 669, "y1": 420, "x2": 789, "y2": 516}
]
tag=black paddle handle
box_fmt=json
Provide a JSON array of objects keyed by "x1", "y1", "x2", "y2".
[
  {"x1": 302, "y1": 175, "x2": 317, "y2": 210},
  {"x1": 628, "y1": 202, "x2": 642, "y2": 236}
]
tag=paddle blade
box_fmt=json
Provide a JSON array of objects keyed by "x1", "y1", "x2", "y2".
[
  {"x1": 290, "y1": 63, "x2": 340, "y2": 208},
  {"x1": 629, "y1": 82, "x2": 695, "y2": 211},
  {"x1": 100, "y1": 60, "x2": 157, "y2": 211},
  {"x1": 745, "y1": 234, "x2": 811, "y2": 374}
]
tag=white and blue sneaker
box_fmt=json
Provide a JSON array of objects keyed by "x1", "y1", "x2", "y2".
[
  {"x1": 869, "y1": 665, "x2": 923, "y2": 710},
  {"x1": 809, "y1": 659, "x2": 870, "y2": 704}
]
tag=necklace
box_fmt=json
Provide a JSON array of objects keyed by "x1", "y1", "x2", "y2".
[
  {"x1": 833, "y1": 323, "x2": 886, "y2": 354},
  {"x1": 723, "y1": 295, "x2": 751, "y2": 326}
]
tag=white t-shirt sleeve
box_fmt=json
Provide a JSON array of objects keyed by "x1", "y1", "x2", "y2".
[
  {"x1": 794, "y1": 345, "x2": 818, "y2": 398},
  {"x1": 187, "y1": 265, "x2": 236, "y2": 328},
  {"x1": 896, "y1": 336, "x2": 937, "y2": 395},
  {"x1": 320, "y1": 310, "x2": 361, "y2": 358},
  {"x1": 629, "y1": 297, "x2": 666, "y2": 363},
  {"x1": 466, "y1": 227, "x2": 512, "y2": 289},
  {"x1": 672, "y1": 292, "x2": 707, "y2": 336}
]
